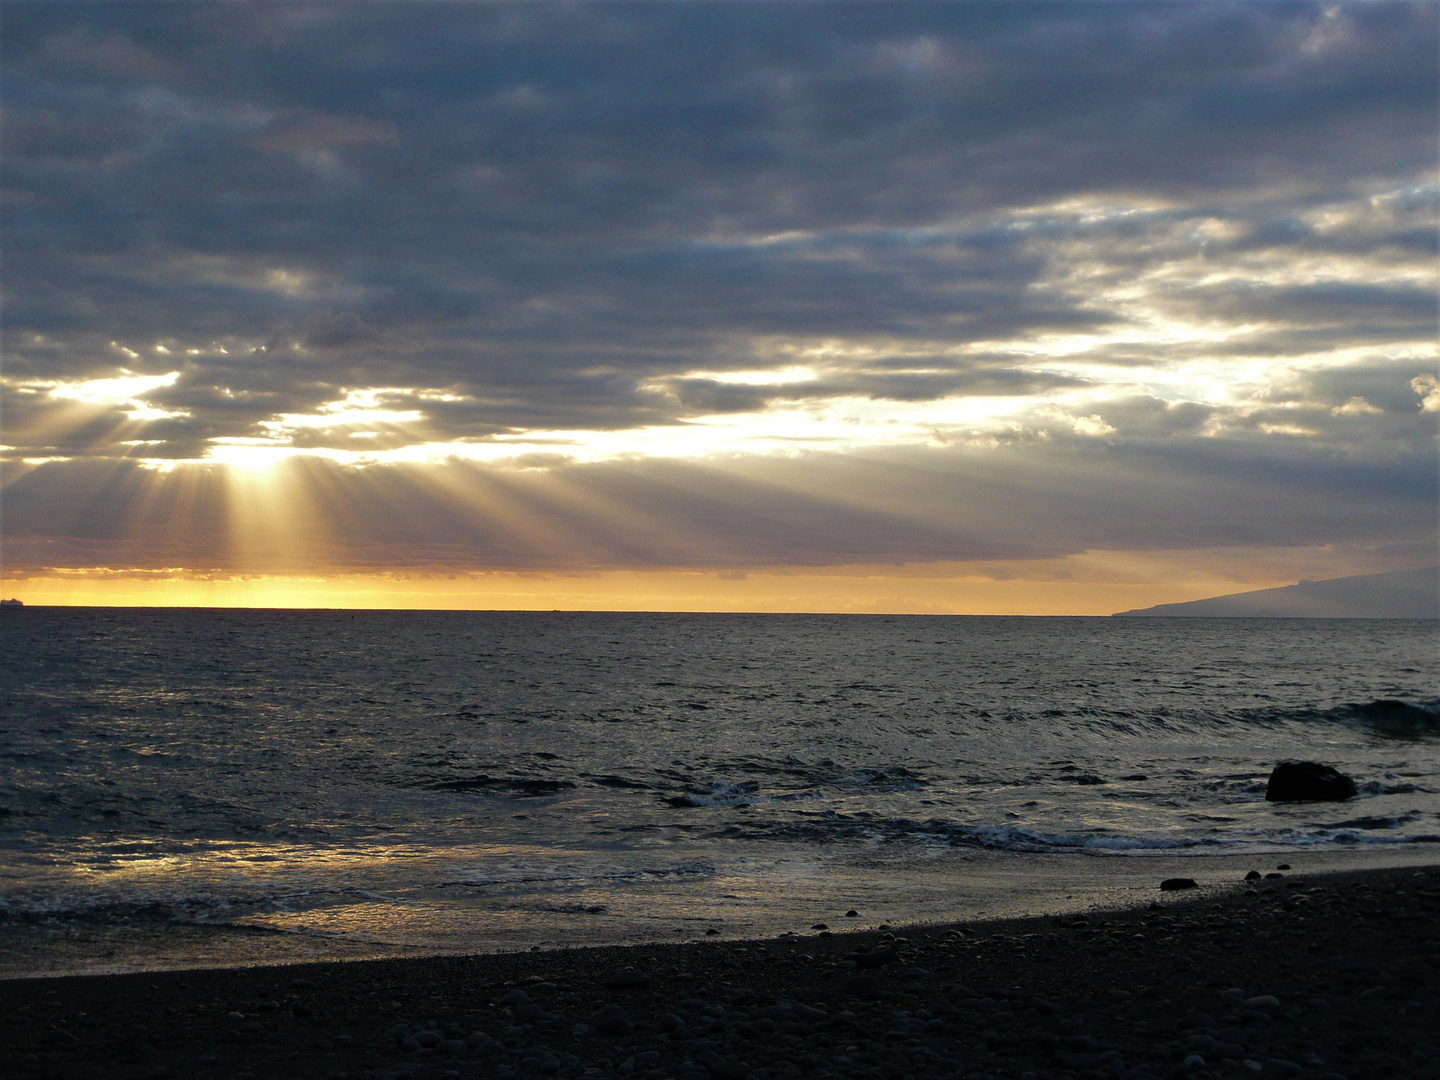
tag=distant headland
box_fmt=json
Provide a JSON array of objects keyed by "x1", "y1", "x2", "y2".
[
  {"x1": 1113, "y1": 566, "x2": 1439, "y2": 619},
  {"x1": 0, "y1": 598, "x2": 23, "y2": 608}
]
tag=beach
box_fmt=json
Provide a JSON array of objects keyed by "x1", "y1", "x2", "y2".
[{"x1": 4, "y1": 861, "x2": 1437, "y2": 1080}]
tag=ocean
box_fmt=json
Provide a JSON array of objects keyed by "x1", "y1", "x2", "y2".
[{"x1": 1, "y1": 608, "x2": 1436, "y2": 976}]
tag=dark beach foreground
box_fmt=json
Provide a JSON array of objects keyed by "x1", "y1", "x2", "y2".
[{"x1": 3, "y1": 864, "x2": 1436, "y2": 1080}]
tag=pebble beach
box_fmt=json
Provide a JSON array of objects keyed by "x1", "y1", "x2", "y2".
[{"x1": 3, "y1": 863, "x2": 1437, "y2": 1080}]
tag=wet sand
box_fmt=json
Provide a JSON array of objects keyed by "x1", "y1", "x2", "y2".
[
  {"x1": 7, "y1": 846, "x2": 1437, "y2": 981},
  {"x1": 3, "y1": 861, "x2": 1437, "y2": 1080}
]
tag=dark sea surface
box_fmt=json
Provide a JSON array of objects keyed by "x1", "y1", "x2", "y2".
[{"x1": 1, "y1": 609, "x2": 1437, "y2": 967}]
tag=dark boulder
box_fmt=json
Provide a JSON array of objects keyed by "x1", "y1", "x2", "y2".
[
  {"x1": 603, "y1": 968, "x2": 653, "y2": 990},
  {"x1": 1265, "y1": 761, "x2": 1357, "y2": 802},
  {"x1": 844, "y1": 947, "x2": 898, "y2": 970},
  {"x1": 841, "y1": 974, "x2": 882, "y2": 997}
]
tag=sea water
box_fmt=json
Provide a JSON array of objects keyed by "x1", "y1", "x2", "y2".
[{"x1": 1, "y1": 609, "x2": 1436, "y2": 972}]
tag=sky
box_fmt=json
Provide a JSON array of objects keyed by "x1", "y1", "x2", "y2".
[{"x1": 1, "y1": 1, "x2": 1436, "y2": 612}]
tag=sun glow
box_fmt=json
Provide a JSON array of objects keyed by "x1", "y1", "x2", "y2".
[
  {"x1": 0, "y1": 546, "x2": 1396, "y2": 614},
  {"x1": 32, "y1": 369, "x2": 189, "y2": 421}
]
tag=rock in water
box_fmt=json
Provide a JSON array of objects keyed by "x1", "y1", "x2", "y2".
[{"x1": 1265, "y1": 761, "x2": 1357, "y2": 802}]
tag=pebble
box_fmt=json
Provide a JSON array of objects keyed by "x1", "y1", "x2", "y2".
[
  {"x1": 592, "y1": 1004, "x2": 632, "y2": 1035},
  {"x1": 1161, "y1": 878, "x2": 1199, "y2": 891},
  {"x1": 604, "y1": 969, "x2": 653, "y2": 990},
  {"x1": 1243, "y1": 996, "x2": 1282, "y2": 1013},
  {"x1": 1261, "y1": 1058, "x2": 1304, "y2": 1077},
  {"x1": 841, "y1": 975, "x2": 881, "y2": 997}
]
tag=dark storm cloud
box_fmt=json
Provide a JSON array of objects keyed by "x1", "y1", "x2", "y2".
[{"x1": 2, "y1": 2, "x2": 1436, "y2": 572}]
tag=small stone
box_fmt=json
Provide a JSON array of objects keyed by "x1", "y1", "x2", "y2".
[
  {"x1": 1243, "y1": 996, "x2": 1281, "y2": 1013},
  {"x1": 1161, "y1": 878, "x2": 1198, "y2": 891},
  {"x1": 811, "y1": 923, "x2": 829, "y2": 930},
  {"x1": 842, "y1": 974, "x2": 882, "y2": 997},
  {"x1": 1261, "y1": 1059, "x2": 1304, "y2": 1077},
  {"x1": 1182, "y1": 1053, "x2": 1206, "y2": 1069},
  {"x1": 604, "y1": 969, "x2": 654, "y2": 990},
  {"x1": 500, "y1": 989, "x2": 533, "y2": 1007},
  {"x1": 844, "y1": 947, "x2": 897, "y2": 969},
  {"x1": 845, "y1": 909, "x2": 859, "y2": 917},
  {"x1": 1276, "y1": 863, "x2": 1291, "y2": 870},
  {"x1": 1245, "y1": 870, "x2": 1262, "y2": 881},
  {"x1": 592, "y1": 1004, "x2": 632, "y2": 1035},
  {"x1": 706, "y1": 1060, "x2": 752, "y2": 1080}
]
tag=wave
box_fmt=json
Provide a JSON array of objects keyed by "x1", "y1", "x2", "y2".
[
  {"x1": 1343, "y1": 699, "x2": 1440, "y2": 736},
  {"x1": 661, "y1": 765, "x2": 929, "y2": 807},
  {"x1": 439, "y1": 861, "x2": 716, "y2": 889},
  {"x1": 428, "y1": 775, "x2": 575, "y2": 796},
  {"x1": 690, "y1": 808, "x2": 1440, "y2": 854},
  {"x1": 1231, "y1": 698, "x2": 1440, "y2": 735},
  {"x1": 667, "y1": 781, "x2": 762, "y2": 808},
  {"x1": 0, "y1": 883, "x2": 393, "y2": 924}
]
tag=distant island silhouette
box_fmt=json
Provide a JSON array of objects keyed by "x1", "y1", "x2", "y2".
[{"x1": 1113, "y1": 566, "x2": 1439, "y2": 619}]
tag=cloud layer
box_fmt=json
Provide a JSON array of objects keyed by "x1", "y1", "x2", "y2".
[{"x1": 2, "y1": 2, "x2": 1436, "y2": 583}]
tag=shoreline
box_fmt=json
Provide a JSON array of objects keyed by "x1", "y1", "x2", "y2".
[
  {"x1": 4, "y1": 861, "x2": 1437, "y2": 1080},
  {"x1": 6, "y1": 845, "x2": 1437, "y2": 983}
]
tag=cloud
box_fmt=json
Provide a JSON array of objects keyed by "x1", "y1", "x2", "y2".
[{"x1": 2, "y1": 2, "x2": 1436, "y2": 582}]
